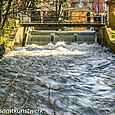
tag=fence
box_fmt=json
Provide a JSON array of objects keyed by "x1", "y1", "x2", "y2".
[{"x1": 21, "y1": 11, "x2": 107, "y2": 24}]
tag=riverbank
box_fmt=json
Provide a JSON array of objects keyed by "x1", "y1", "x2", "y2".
[
  {"x1": 103, "y1": 28, "x2": 115, "y2": 53},
  {"x1": 0, "y1": 27, "x2": 24, "y2": 58},
  {"x1": 112, "y1": 30, "x2": 115, "y2": 39}
]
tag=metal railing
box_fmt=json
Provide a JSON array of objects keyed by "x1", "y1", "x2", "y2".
[{"x1": 20, "y1": 11, "x2": 108, "y2": 24}]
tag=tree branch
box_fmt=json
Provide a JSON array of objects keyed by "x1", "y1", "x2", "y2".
[
  {"x1": 1, "y1": 62, "x2": 34, "y2": 108},
  {"x1": 1, "y1": 0, "x2": 13, "y2": 29}
]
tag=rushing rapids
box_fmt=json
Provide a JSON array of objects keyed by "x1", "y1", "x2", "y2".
[{"x1": 0, "y1": 42, "x2": 115, "y2": 115}]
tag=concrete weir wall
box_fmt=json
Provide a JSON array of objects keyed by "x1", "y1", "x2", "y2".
[
  {"x1": 14, "y1": 27, "x2": 25, "y2": 45},
  {"x1": 28, "y1": 30, "x2": 96, "y2": 45},
  {"x1": 103, "y1": 28, "x2": 115, "y2": 53},
  {"x1": 4, "y1": 27, "x2": 24, "y2": 53},
  {"x1": 15, "y1": 26, "x2": 115, "y2": 53}
]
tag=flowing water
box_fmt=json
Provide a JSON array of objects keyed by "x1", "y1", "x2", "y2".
[{"x1": 0, "y1": 42, "x2": 115, "y2": 115}]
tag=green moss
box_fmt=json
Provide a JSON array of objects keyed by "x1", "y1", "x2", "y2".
[
  {"x1": 0, "y1": 42, "x2": 5, "y2": 58},
  {"x1": 0, "y1": 18, "x2": 20, "y2": 57},
  {"x1": 112, "y1": 30, "x2": 115, "y2": 39},
  {"x1": 104, "y1": 28, "x2": 115, "y2": 53}
]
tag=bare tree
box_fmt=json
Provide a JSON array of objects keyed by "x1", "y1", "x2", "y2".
[{"x1": 55, "y1": 0, "x2": 68, "y2": 21}]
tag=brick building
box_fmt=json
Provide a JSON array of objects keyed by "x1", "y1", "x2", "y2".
[
  {"x1": 67, "y1": 0, "x2": 104, "y2": 13},
  {"x1": 93, "y1": 0, "x2": 104, "y2": 13}
]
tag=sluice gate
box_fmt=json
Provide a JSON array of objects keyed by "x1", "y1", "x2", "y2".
[{"x1": 27, "y1": 30, "x2": 97, "y2": 45}]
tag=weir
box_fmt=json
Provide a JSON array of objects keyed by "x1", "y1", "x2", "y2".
[
  {"x1": 1, "y1": 27, "x2": 115, "y2": 115},
  {"x1": 27, "y1": 30, "x2": 97, "y2": 45}
]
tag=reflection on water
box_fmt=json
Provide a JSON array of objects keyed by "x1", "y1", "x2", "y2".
[{"x1": 0, "y1": 42, "x2": 115, "y2": 115}]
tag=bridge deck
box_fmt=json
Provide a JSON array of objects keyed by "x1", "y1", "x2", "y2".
[{"x1": 21, "y1": 22, "x2": 106, "y2": 27}]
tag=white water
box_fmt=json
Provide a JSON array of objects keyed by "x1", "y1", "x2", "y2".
[
  {"x1": 0, "y1": 42, "x2": 115, "y2": 115},
  {"x1": 6, "y1": 42, "x2": 86, "y2": 57}
]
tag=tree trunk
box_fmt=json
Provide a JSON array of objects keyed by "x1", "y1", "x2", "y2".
[
  {"x1": 58, "y1": 2, "x2": 62, "y2": 19},
  {"x1": 1, "y1": 0, "x2": 13, "y2": 29},
  {"x1": 55, "y1": 0, "x2": 58, "y2": 21},
  {"x1": 0, "y1": 0, "x2": 3, "y2": 26}
]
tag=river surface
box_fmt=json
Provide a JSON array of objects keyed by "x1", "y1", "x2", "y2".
[{"x1": 0, "y1": 42, "x2": 115, "y2": 115}]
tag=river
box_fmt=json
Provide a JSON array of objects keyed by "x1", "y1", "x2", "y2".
[{"x1": 0, "y1": 42, "x2": 115, "y2": 115}]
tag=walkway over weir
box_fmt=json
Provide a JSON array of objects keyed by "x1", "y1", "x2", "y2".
[
  {"x1": 21, "y1": 22, "x2": 106, "y2": 28},
  {"x1": 20, "y1": 10, "x2": 107, "y2": 28}
]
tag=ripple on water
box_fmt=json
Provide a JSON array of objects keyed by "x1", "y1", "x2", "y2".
[{"x1": 0, "y1": 42, "x2": 115, "y2": 114}]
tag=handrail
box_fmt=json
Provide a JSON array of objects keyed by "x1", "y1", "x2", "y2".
[
  {"x1": 21, "y1": 15, "x2": 107, "y2": 24},
  {"x1": 20, "y1": 10, "x2": 108, "y2": 24}
]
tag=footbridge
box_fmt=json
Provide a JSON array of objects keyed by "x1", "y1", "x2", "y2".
[
  {"x1": 21, "y1": 22, "x2": 105, "y2": 28},
  {"x1": 19, "y1": 11, "x2": 107, "y2": 47},
  {"x1": 20, "y1": 10, "x2": 106, "y2": 29}
]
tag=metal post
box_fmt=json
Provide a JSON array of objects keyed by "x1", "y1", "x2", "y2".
[
  {"x1": 50, "y1": 33, "x2": 55, "y2": 43},
  {"x1": 74, "y1": 34, "x2": 79, "y2": 43}
]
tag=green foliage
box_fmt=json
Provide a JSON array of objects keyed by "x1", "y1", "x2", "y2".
[
  {"x1": 2, "y1": 18, "x2": 17, "y2": 36},
  {"x1": 0, "y1": 35, "x2": 8, "y2": 57},
  {"x1": 64, "y1": 20, "x2": 72, "y2": 22},
  {"x1": 112, "y1": 30, "x2": 115, "y2": 34},
  {"x1": 112, "y1": 30, "x2": 115, "y2": 39},
  {"x1": 0, "y1": 36, "x2": 8, "y2": 44},
  {"x1": 0, "y1": 17, "x2": 17, "y2": 43},
  {"x1": 0, "y1": 0, "x2": 13, "y2": 29},
  {"x1": 0, "y1": 16, "x2": 18, "y2": 57},
  {"x1": 0, "y1": 42, "x2": 5, "y2": 58}
]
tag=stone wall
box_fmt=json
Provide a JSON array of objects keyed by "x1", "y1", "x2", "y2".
[{"x1": 109, "y1": 3, "x2": 115, "y2": 29}]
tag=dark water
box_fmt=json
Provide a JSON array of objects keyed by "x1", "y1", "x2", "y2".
[{"x1": 0, "y1": 42, "x2": 115, "y2": 115}]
